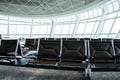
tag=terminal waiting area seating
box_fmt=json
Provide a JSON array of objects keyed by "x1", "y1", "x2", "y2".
[
  {"x1": 0, "y1": 39, "x2": 19, "y2": 63},
  {"x1": 0, "y1": 38, "x2": 120, "y2": 79}
]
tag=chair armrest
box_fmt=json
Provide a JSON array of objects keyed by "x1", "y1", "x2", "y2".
[
  {"x1": 22, "y1": 50, "x2": 38, "y2": 59},
  {"x1": 7, "y1": 52, "x2": 15, "y2": 56},
  {"x1": 16, "y1": 56, "x2": 22, "y2": 59}
]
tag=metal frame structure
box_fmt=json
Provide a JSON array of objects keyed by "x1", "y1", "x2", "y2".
[{"x1": 0, "y1": 0, "x2": 119, "y2": 39}]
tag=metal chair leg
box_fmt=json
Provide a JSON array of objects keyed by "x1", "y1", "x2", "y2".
[{"x1": 84, "y1": 66, "x2": 91, "y2": 80}]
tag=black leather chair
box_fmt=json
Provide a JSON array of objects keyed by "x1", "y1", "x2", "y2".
[
  {"x1": 114, "y1": 39, "x2": 120, "y2": 66},
  {"x1": 0, "y1": 39, "x2": 19, "y2": 62},
  {"x1": 89, "y1": 39, "x2": 116, "y2": 68},
  {"x1": 22, "y1": 38, "x2": 39, "y2": 57},
  {"x1": 23, "y1": 38, "x2": 38, "y2": 51},
  {"x1": 36, "y1": 38, "x2": 60, "y2": 65},
  {"x1": 60, "y1": 39, "x2": 86, "y2": 67}
]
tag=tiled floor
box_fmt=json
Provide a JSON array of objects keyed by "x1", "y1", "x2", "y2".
[
  {"x1": 0, "y1": 65, "x2": 83, "y2": 80},
  {"x1": 0, "y1": 65, "x2": 120, "y2": 80}
]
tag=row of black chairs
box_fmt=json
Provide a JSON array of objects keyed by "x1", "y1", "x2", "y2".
[{"x1": 1, "y1": 38, "x2": 120, "y2": 79}]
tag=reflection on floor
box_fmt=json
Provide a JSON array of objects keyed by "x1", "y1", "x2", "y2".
[
  {"x1": 0, "y1": 65, "x2": 120, "y2": 80},
  {"x1": 0, "y1": 65, "x2": 83, "y2": 80}
]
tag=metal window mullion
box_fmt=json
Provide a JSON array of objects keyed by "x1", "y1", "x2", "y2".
[
  {"x1": 107, "y1": 8, "x2": 119, "y2": 38},
  {"x1": 30, "y1": 19, "x2": 33, "y2": 38},
  {"x1": 94, "y1": 8, "x2": 107, "y2": 38},
  {"x1": 50, "y1": 19, "x2": 56, "y2": 38},
  {"x1": 72, "y1": 17, "x2": 79, "y2": 38},
  {"x1": 7, "y1": 17, "x2": 10, "y2": 37},
  {"x1": 60, "y1": 23, "x2": 64, "y2": 38}
]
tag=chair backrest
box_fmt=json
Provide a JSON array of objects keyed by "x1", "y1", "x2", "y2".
[
  {"x1": 0, "y1": 39, "x2": 18, "y2": 56},
  {"x1": 89, "y1": 39, "x2": 114, "y2": 60},
  {"x1": 24, "y1": 38, "x2": 38, "y2": 50},
  {"x1": 61, "y1": 39, "x2": 86, "y2": 60},
  {"x1": 114, "y1": 39, "x2": 120, "y2": 57},
  {"x1": 38, "y1": 38, "x2": 60, "y2": 60}
]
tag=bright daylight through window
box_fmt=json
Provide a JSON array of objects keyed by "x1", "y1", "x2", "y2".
[{"x1": 0, "y1": 0, "x2": 119, "y2": 39}]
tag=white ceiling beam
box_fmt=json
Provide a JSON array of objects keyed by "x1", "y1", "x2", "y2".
[
  {"x1": 42, "y1": 1, "x2": 54, "y2": 13},
  {"x1": 55, "y1": 0, "x2": 65, "y2": 12},
  {"x1": 15, "y1": 0, "x2": 31, "y2": 15},
  {"x1": 30, "y1": 19, "x2": 33, "y2": 38},
  {"x1": 69, "y1": 0, "x2": 74, "y2": 9},
  {"x1": 7, "y1": 17, "x2": 9, "y2": 37},
  {"x1": 4, "y1": 0, "x2": 14, "y2": 12}
]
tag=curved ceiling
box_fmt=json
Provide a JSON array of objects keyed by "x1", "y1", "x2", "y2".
[{"x1": 0, "y1": 0, "x2": 106, "y2": 17}]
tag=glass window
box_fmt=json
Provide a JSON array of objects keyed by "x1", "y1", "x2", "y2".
[
  {"x1": 93, "y1": 10, "x2": 98, "y2": 17},
  {"x1": 24, "y1": 25, "x2": 31, "y2": 34},
  {"x1": 109, "y1": 35, "x2": 116, "y2": 38},
  {"x1": 107, "y1": 12, "x2": 117, "y2": 19},
  {"x1": 32, "y1": 26, "x2": 40, "y2": 34},
  {"x1": 84, "y1": 12, "x2": 89, "y2": 19},
  {"x1": 0, "y1": 20, "x2": 8, "y2": 24},
  {"x1": 9, "y1": 25, "x2": 17, "y2": 34},
  {"x1": 71, "y1": 15, "x2": 76, "y2": 21},
  {"x1": 111, "y1": 18, "x2": 120, "y2": 33},
  {"x1": 76, "y1": 23, "x2": 86, "y2": 34},
  {"x1": 54, "y1": 25, "x2": 63, "y2": 34},
  {"x1": 92, "y1": 22, "x2": 99, "y2": 34},
  {"x1": 61, "y1": 24, "x2": 70, "y2": 34},
  {"x1": 88, "y1": 11, "x2": 93, "y2": 18},
  {"x1": 0, "y1": 15, "x2": 8, "y2": 19},
  {"x1": 102, "y1": 19, "x2": 114, "y2": 33},
  {"x1": 39, "y1": 25, "x2": 51, "y2": 34},
  {"x1": 108, "y1": 4, "x2": 113, "y2": 13},
  {"x1": 0, "y1": 25, "x2": 8, "y2": 34},
  {"x1": 60, "y1": 24, "x2": 75, "y2": 35},
  {"x1": 118, "y1": 11, "x2": 120, "y2": 17},
  {"x1": 99, "y1": 35, "x2": 108, "y2": 38},
  {"x1": 79, "y1": 13, "x2": 84, "y2": 20},
  {"x1": 9, "y1": 21, "x2": 30, "y2": 25},
  {"x1": 85, "y1": 22, "x2": 95, "y2": 34},
  {"x1": 46, "y1": 25, "x2": 51, "y2": 34},
  {"x1": 96, "y1": 17, "x2": 101, "y2": 20},
  {"x1": 111, "y1": 0, "x2": 116, "y2": 2},
  {"x1": 16, "y1": 25, "x2": 25, "y2": 34},
  {"x1": 10, "y1": 25, "x2": 31, "y2": 35},
  {"x1": 97, "y1": 8, "x2": 103, "y2": 16},
  {"x1": 68, "y1": 24, "x2": 75, "y2": 34},
  {"x1": 90, "y1": 22, "x2": 99, "y2": 37},
  {"x1": 113, "y1": 1, "x2": 119, "y2": 11}
]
